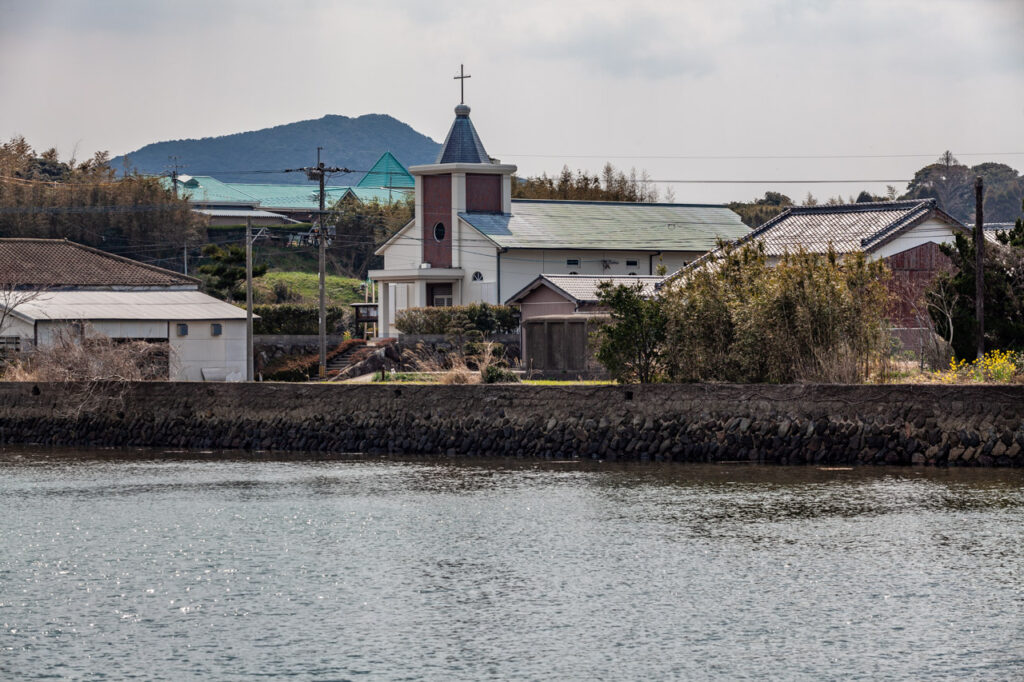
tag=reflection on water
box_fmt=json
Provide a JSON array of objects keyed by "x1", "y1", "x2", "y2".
[{"x1": 1, "y1": 447, "x2": 1023, "y2": 680}]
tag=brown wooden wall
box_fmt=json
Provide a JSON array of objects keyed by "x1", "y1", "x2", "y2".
[
  {"x1": 883, "y1": 241, "x2": 951, "y2": 327},
  {"x1": 422, "y1": 174, "x2": 452, "y2": 267},
  {"x1": 466, "y1": 174, "x2": 502, "y2": 213}
]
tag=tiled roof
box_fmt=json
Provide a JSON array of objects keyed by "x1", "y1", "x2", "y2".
[
  {"x1": 507, "y1": 274, "x2": 663, "y2": 305},
  {"x1": 357, "y1": 151, "x2": 414, "y2": 188},
  {"x1": 460, "y1": 200, "x2": 749, "y2": 251},
  {"x1": 437, "y1": 104, "x2": 491, "y2": 164},
  {"x1": 741, "y1": 199, "x2": 962, "y2": 255},
  {"x1": 0, "y1": 239, "x2": 197, "y2": 288}
]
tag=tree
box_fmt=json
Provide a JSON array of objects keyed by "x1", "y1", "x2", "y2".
[
  {"x1": 0, "y1": 136, "x2": 203, "y2": 265},
  {"x1": 0, "y1": 286, "x2": 43, "y2": 354},
  {"x1": 727, "y1": 191, "x2": 793, "y2": 228},
  {"x1": 929, "y1": 199, "x2": 1024, "y2": 358},
  {"x1": 198, "y1": 244, "x2": 266, "y2": 301},
  {"x1": 512, "y1": 162, "x2": 660, "y2": 203},
  {"x1": 326, "y1": 197, "x2": 413, "y2": 278},
  {"x1": 594, "y1": 281, "x2": 667, "y2": 383}
]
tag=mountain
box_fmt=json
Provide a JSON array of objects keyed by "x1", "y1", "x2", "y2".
[{"x1": 110, "y1": 114, "x2": 441, "y2": 184}]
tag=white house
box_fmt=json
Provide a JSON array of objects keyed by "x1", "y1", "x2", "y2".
[
  {"x1": 369, "y1": 102, "x2": 751, "y2": 336},
  {"x1": 0, "y1": 238, "x2": 250, "y2": 381}
]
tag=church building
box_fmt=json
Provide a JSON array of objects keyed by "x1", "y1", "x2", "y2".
[{"x1": 369, "y1": 100, "x2": 750, "y2": 336}]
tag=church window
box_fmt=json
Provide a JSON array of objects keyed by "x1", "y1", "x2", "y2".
[
  {"x1": 433, "y1": 222, "x2": 446, "y2": 242},
  {"x1": 472, "y1": 271, "x2": 484, "y2": 281}
]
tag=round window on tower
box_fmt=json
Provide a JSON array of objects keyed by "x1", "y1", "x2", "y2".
[
  {"x1": 433, "y1": 222, "x2": 446, "y2": 242},
  {"x1": 472, "y1": 271, "x2": 484, "y2": 281}
]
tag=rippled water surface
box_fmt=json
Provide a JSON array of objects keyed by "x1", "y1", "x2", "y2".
[{"x1": 2, "y1": 448, "x2": 1023, "y2": 680}]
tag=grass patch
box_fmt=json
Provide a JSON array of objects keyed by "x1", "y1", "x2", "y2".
[
  {"x1": 522, "y1": 379, "x2": 615, "y2": 386},
  {"x1": 373, "y1": 371, "x2": 441, "y2": 384},
  {"x1": 254, "y1": 271, "x2": 365, "y2": 306}
]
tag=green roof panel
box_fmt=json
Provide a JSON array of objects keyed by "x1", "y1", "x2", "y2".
[
  {"x1": 356, "y1": 151, "x2": 414, "y2": 189},
  {"x1": 460, "y1": 200, "x2": 750, "y2": 251}
]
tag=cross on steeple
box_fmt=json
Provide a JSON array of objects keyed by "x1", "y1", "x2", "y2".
[{"x1": 454, "y1": 64, "x2": 471, "y2": 105}]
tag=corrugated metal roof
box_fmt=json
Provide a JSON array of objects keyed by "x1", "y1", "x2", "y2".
[
  {"x1": 357, "y1": 151, "x2": 415, "y2": 188},
  {"x1": 507, "y1": 274, "x2": 659, "y2": 303},
  {"x1": 13, "y1": 290, "x2": 250, "y2": 322},
  {"x1": 194, "y1": 208, "x2": 297, "y2": 221},
  {"x1": 0, "y1": 238, "x2": 197, "y2": 288},
  {"x1": 460, "y1": 200, "x2": 749, "y2": 251},
  {"x1": 437, "y1": 104, "x2": 491, "y2": 164}
]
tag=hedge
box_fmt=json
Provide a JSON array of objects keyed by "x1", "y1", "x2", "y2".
[
  {"x1": 252, "y1": 304, "x2": 350, "y2": 335},
  {"x1": 394, "y1": 303, "x2": 520, "y2": 335}
]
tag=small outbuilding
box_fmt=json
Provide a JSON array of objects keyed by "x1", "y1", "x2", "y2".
[
  {"x1": 507, "y1": 275, "x2": 662, "y2": 377},
  {"x1": 0, "y1": 238, "x2": 250, "y2": 381}
]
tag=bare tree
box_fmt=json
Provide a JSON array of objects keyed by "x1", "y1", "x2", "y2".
[{"x1": 0, "y1": 286, "x2": 44, "y2": 351}]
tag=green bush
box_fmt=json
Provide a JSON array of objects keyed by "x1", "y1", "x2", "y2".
[
  {"x1": 661, "y1": 242, "x2": 892, "y2": 383},
  {"x1": 481, "y1": 365, "x2": 520, "y2": 384},
  {"x1": 394, "y1": 303, "x2": 519, "y2": 335},
  {"x1": 252, "y1": 304, "x2": 350, "y2": 335}
]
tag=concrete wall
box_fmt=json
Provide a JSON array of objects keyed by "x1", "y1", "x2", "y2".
[{"x1": 1, "y1": 382, "x2": 1022, "y2": 467}]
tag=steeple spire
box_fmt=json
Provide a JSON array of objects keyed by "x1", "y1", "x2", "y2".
[{"x1": 436, "y1": 104, "x2": 491, "y2": 164}]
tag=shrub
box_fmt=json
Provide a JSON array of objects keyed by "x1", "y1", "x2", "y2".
[
  {"x1": 481, "y1": 365, "x2": 520, "y2": 384},
  {"x1": 394, "y1": 303, "x2": 519, "y2": 335},
  {"x1": 662, "y1": 242, "x2": 892, "y2": 383},
  {"x1": 252, "y1": 304, "x2": 350, "y2": 335},
  {"x1": 594, "y1": 281, "x2": 667, "y2": 383}
]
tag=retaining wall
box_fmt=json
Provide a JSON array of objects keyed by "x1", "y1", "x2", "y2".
[{"x1": 1, "y1": 382, "x2": 1022, "y2": 466}]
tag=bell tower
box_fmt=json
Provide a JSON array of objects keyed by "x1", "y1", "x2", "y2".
[{"x1": 409, "y1": 71, "x2": 516, "y2": 269}]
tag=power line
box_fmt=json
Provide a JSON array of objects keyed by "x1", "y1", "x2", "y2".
[{"x1": 499, "y1": 151, "x2": 1024, "y2": 160}]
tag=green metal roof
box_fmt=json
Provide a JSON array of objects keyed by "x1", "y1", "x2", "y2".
[
  {"x1": 357, "y1": 151, "x2": 414, "y2": 189},
  {"x1": 459, "y1": 200, "x2": 749, "y2": 251},
  {"x1": 169, "y1": 176, "x2": 409, "y2": 210}
]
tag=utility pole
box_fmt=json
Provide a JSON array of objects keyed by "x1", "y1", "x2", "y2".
[
  {"x1": 246, "y1": 217, "x2": 254, "y2": 381},
  {"x1": 284, "y1": 151, "x2": 352, "y2": 380},
  {"x1": 974, "y1": 176, "x2": 985, "y2": 360},
  {"x1": 167, "y1": 156, "x2": 183, "y2": 198}
]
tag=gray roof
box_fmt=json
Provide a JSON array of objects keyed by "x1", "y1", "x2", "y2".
[
  {"x1": 507, "y1": 274, "x2": 663, "y2": 305},
  {"x1": 12, "y1": 290, "x2": 250, "y2": 322},
  {"x1": 461, "y1": 200, "x2": 749, "y2": 251},
  {"x1": 437, "y1": 104, "x2": 491, "y2": 164},
  {"x1": 741, "y1": 199, "x2": 963, "y2": 256}
]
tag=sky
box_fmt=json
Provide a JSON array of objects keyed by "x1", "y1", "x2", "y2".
[{"x1": 1, "y1": 0, "x2": 1022, "y2": 204}]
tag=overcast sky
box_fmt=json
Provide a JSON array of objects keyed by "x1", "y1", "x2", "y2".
[{"x1": 1, "y1": 0, "x2": 1022, "y2": 203}]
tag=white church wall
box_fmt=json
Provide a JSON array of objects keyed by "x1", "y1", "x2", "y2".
[
  {"x1": 382, "y1": 225, "x2": 422, "y2": 270},
  {"x1": 457, "y1": 222, "x2": 499, "y2": 305}
]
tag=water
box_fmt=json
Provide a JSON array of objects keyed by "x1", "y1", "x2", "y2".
[{"x1": 1, "y1": 448, "x2": 1022, "y2": 681}]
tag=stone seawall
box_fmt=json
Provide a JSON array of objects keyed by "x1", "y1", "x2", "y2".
[{"x1": 1, "y1": 382, "x2": 1023, "y2": 466}]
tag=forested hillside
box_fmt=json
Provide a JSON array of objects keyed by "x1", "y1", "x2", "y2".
[{"x1": 110, "y1": 114, "x2": 441, "y2": 184}]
